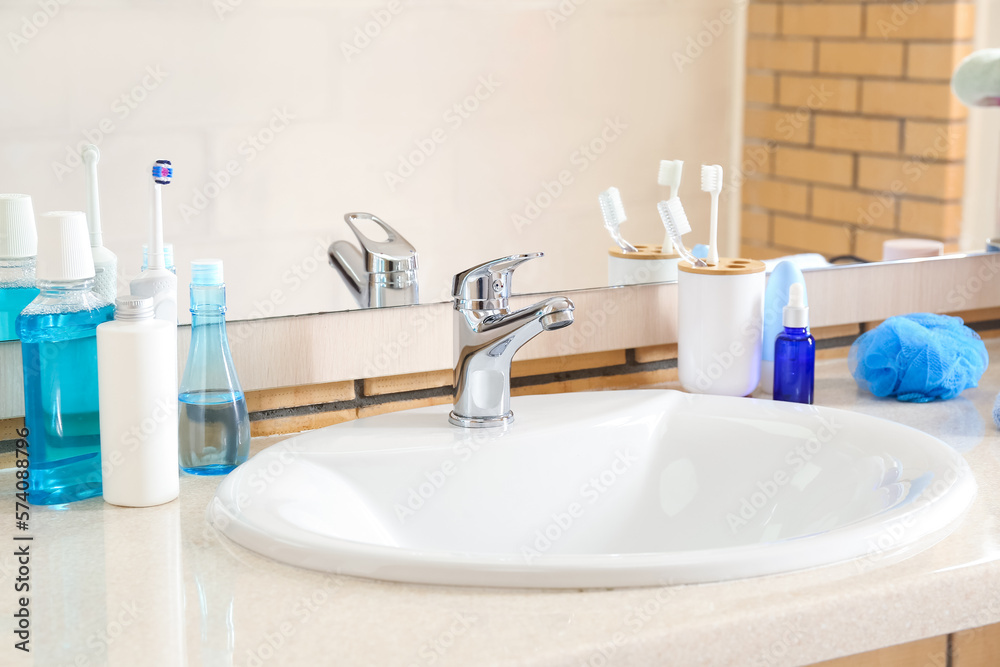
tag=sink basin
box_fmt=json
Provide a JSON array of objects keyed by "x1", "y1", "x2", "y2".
[{"x1": 208, "y1": 390, "x2": 976, "y2": 588}]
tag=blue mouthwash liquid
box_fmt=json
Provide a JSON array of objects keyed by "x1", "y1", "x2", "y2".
[
  {"x1": 178, "y1": 390, "x2": 251, "y2": 475},
  {"x1": 0, "y1": 286, "x2": 38, "y2": 341},
  {"x1": 18, "y1": 303, "x2": 115, "y2": 504}
]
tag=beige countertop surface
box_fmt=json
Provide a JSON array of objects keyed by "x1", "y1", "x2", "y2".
[{"x1": 3, "y1": 342, "x2": 1000, "y2": 667}]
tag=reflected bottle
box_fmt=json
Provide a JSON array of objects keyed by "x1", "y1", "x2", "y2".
[
  {"x1": 0, "y1": 194, "x2": 40, "y2": 342},
  {"x1": 17, "y1": 211, "x2": 114, "y2": 504},
  {"x1": 179, "y1": 259, "x2": 250, "y2": 475}
]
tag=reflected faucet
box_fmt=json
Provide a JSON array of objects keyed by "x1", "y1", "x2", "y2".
[
  {"x1": 450, "y1": 253, "x2": 575, "y2": 428},
  {"x1": 328, "y1": 212, "x2": 419, "y2": 308}
]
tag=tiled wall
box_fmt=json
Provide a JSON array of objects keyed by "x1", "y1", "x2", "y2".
[{"x1": 740, "y1": 0, "x2": 975, "y2": 261}]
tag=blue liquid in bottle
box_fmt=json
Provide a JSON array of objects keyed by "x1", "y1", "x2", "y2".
[
  {"x1": 1, "y1": 257, "x2": 39, "y2": 342},
  {"x1": 0, "y1": 287, "x2": 38, "y2": 341},
  {"x1": 17, "y1": 280, "x2": 114, "y2": 504},
  {"x1": 179, "y1": 260, "x2": 250, "y2": 475}
]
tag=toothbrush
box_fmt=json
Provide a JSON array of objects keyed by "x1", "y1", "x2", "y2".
[
  {"x1": 81, "y1": 144, "x2": 118, "y2": 304},
  {"x1": 657, "y1": 197, "x2": 706, "y2": 267},
  {"x1": 130, "y1": 160, "x2": 178, "y2": 324},
  {"x1": 658, "y1": 160, "x2": 683, "y2": 253},
  {"x1": 598, "y1": 187, "x2": 638, "y2": 253},
  {"x1": 701, "y1": 164, "x2": 723, "y2": 265}
]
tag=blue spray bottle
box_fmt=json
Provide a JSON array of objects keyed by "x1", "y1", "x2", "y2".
[
  {"x1": 773, "y1": 283, "x2": 815, "y2": 404},
  {"x1": 178, "y1": 259, "x2": 250, "y2": 474}
]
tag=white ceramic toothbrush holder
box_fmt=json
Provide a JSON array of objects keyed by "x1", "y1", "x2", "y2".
[
  {"x1": 608, "y1": 245, "x2": 681, "y2": 286},
  {"x1": 678, "y1": 258, "x2": 766, "y2": 396}
]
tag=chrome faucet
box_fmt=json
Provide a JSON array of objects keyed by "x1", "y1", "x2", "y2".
[
  {"x1": 450, "y1": 253, "x2": 575, "y2": 428},
  {"x1": 329, "y1": 213, "x2": 419, "y2": 308}
]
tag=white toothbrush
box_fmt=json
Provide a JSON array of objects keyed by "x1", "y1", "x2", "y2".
[
  {"x1": 701, "y1": 164, "x2": 723, "y2": 265},
  {"x1": 658, "y1": 160, "x2": 683, "y2": 253},
  {"x1": 598, "y1": 187, "x2": 638, "y2": 253},
  {"x1": 130, "y1": 160, "x2": 177, "y2": 324},
  {"x1": 81, "y1": 144, "x2": 118, "y2": 303},
  {"x1": 657, "y1": 197, "x2": 705, "y2": 267}
]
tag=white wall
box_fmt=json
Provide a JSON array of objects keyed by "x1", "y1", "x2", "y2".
[{"x1": 0, "y1": 0, "x2": 746, "y2": 321}]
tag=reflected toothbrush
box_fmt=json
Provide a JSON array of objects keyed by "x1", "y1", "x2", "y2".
[
  {"x1": 658, "y1": 160, "x2": 683, "y2": 253},
  {"x1": 657, "y1": 197, "x2": 706, "y2": 267},
  {"x1": 701, "y1": 164, "x2": 723, "y2": 265},
  {"x1": 81, "y1": 144, "x2": 118, "y2": 303},
  {"x1": 599, "y1": 187, "x2": 638, "y2": 253},
  {"x1": 130, "y1": 160, "x2": 178, "y2": 324}
]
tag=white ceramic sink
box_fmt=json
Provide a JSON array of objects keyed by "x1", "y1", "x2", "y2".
[{"x1": 208, "y1": 390, "x2": 976, "y2": 588}]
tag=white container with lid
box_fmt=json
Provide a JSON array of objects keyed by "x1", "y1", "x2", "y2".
[{"x1": 97, "y1": 295, "x2": 179, "y2": 507}]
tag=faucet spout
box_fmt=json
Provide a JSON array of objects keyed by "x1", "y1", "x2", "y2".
[{"x1": 451, "y1": 292, "x2": 574, "y2": 428}]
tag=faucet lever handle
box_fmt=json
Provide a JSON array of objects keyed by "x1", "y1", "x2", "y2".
[
  {"x1": 452, "y1": 252, "x2": 543, "y2": 307},
  {"x1": 342, "y1": 212, "x2": 418, "y2": 274}
]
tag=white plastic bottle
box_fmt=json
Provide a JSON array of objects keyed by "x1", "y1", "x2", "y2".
[{"x1": 97, "y1": 295, "x2": 179, "y2": 507}]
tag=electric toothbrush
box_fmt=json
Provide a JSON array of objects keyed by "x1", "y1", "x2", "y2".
[
  {"x1": 82, "y1": 145, "x2": 118, "y2": 303},
  {"x1": 130, "y1": 160, "x2": 177, "y2": 324},
  {"x1": 701, "y1": 164, "x2": 723, "y2": 266}
]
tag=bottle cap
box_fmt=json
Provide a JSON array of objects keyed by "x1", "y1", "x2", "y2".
[
  {"x1": 114, "y1": 295, "x2": 154, "y2": 321},
  {"x1": 191, "y1": 258, "x2": 223, "y2": 286},
  {"x1": 0, "y1": 194, "x2": 37, "y2": 259},
  {"x1": 35, "y1": 211, "x2": 96, "y2": 281},
  {"x1": 143, "y1": 242, "x2": 175, "y2": 269},
  {"x1": 782, "y1": 282, "x2": 809, "y2": 329}
]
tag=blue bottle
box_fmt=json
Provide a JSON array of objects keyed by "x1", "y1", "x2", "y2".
[
  {"x1": 773, "y1": 283, "x2": 815, "y2": 405},
  {"x1": 0, "y1": 194, "x2": 40, "y2": 342},
  {"x1": 179, "y1": 259, "x2": 250, "y2": 475},
  {"x1": 17, "y1": 211, "x2": 114, "y2": 504}
]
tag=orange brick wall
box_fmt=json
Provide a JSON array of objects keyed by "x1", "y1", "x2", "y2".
[{"x1": 740, "y1": 0, "x2": 974, "y2": 261}]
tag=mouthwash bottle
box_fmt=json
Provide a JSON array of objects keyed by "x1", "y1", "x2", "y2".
[
  {"x1": 179, "y1": 259, "x2": 250, "y2": 474},
  {"x1": 17, "y1": 211, "x2": 114, "y2": 504},
  {"x1": 0, "y1": 194, "x2": 39, "y2": 342}
]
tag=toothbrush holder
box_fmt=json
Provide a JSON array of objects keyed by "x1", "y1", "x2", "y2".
[
  {"x1": 608, "y1": 245, "x2": 681, "y2": 286},
  {"x1": 678, "y1": 258, "x2": 766, "y2": 396}
]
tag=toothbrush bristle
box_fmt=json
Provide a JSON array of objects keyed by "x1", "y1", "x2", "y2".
[
  {"x1": 152, "y1": 160, "x2": 173, "y2": 185},
  {"x1": 598, "y1": 187, "x2": 627, "y2": 229},
  {"x1": 700, "y1": 164, "x2": 723, "y2": 193},
  {"x1": 657, "y1": 198, "x2": 692, "y2": 237},
  {"x1": 658, "y1": 160, "x2": 683, "y2": 188}
]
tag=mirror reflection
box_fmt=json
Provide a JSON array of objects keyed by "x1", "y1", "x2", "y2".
[{"x1": 0, "y1": 0, "x2": 992, "y2": 330}]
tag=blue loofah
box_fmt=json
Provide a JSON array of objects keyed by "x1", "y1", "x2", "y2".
[{"x1": 849, "y1": 313, "x2": 988, "y2": 403}]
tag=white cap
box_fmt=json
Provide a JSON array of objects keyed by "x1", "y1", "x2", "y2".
[
  {"x1": 35, "y1": 211, "x2": 96, "y2": 281},
  {"x1": 0, "y1": 194, "x2": 37, "y2": 259},
  {"x1": 782, "y1": 283, "x2": 809, "y2": 329}
]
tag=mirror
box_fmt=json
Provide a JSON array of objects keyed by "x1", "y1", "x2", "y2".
[
  {"x1": 0, "y1": 0, "x2": 746, "y2": 324},
  {"x1": 0, "y1": 2, "x2": 988, "y2": 322}
]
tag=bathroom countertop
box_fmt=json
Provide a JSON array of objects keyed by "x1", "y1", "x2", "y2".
[{"x1": 3, "y1": 343, "x2": 1000, "y2": 667}]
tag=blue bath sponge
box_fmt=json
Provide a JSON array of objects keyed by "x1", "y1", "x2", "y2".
[{"x1": 849, "y1": 313, "x2": 988, "y2": 403}]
